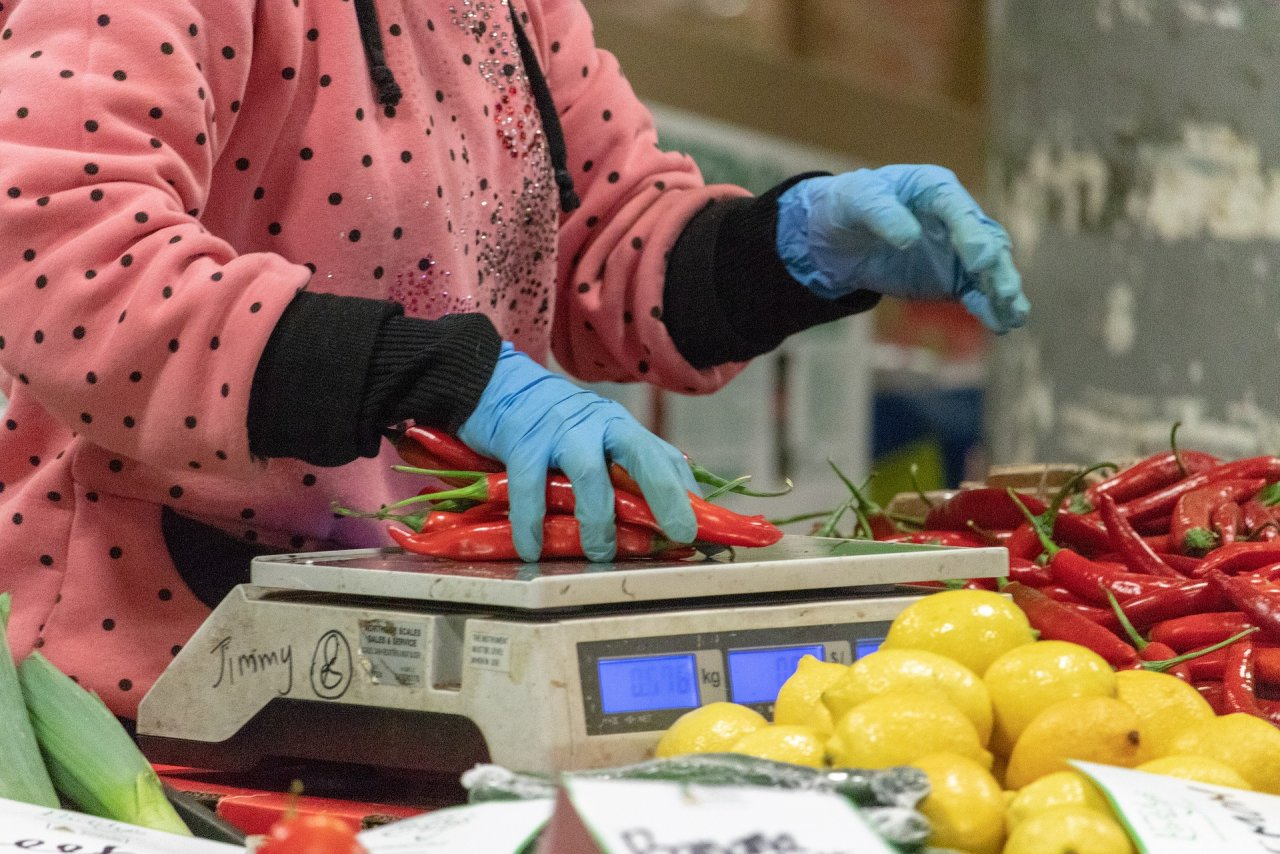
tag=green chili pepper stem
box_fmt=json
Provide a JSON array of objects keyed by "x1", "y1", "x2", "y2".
[
  {"x1": 1009, "y1": 488, "x2": 1059, "y2": 557},
  {"x1": 1145, "y1": 627, "x2": 1260, "y2": 672},
  {"x1": 392, "y1": 465, "x2": 487, "y2": 481},
  {"x1": 691, "y1": 462, "x2": 793, "y2": 497},
  {"x1": 815, "y1": 497, "x2": 855, "y2": 539},
  {"x1": 827, "y1": 459, "x2": 884, "y2": 539},
  {"x1": 1103, "y1": 587, "x2": 1148, "y2": 650},
  {"x1": 1170, "y1": 421, "x2": 1186, "y2": 478},
  {"x1": 702, "y1": 475, "x2": 753, "y2": 502},
  {"x1": 1045, "y1": 462, "x2": 1115, "y2": 525}
]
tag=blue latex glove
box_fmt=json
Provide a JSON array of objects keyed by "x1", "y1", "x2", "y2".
[
  {"x1": 457, "y1": 343, "x2": 698, "y2": 562},
  {"x1": 776, "y1": 165, "x2": 1030, "y2": 333}
]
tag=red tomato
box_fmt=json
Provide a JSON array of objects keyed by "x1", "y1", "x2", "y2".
[{"x1": 258, "y1": 814, "x2": 368, "y2": 854}]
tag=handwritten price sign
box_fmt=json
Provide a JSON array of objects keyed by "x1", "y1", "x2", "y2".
[{"x1": 1075, "y1": 762, "x2": 1280, "y2": 854}]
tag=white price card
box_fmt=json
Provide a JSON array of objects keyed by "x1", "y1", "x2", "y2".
[
  {"x1": 0, "y1": 794, "x2": 240, "y2": 853},
  {"x1": 1074, "y1": 761, "x2": 1280, "y2": 853},
  {"x1": 537, "y1": 777, "x2": 896, "y2": 854},
  {"x1": 357, "y1": 798, "x2": 553, "y2": 853}
]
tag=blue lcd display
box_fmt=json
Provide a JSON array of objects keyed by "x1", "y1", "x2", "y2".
[
  {"x1": 598, "y1": 654, "x2": 700, "y2": 715},
  {"x1": 727, "y1": 644, "x2": 825, "y2": 705},
  {"x1": 856, "y1": 637, "x2": 885, "y2": 659}
]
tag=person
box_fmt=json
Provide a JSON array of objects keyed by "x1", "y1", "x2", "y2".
[{"x1": 0, "y1": 0, "x2": 1029, "y2": 719}]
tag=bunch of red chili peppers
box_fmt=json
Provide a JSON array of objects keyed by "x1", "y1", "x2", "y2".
[
  {"x1": 338, "y1": 425, "x2": 786, "y2": 562},
  {"x1": 855, "y1": 439, "x2": 1280, "y2": 729}
]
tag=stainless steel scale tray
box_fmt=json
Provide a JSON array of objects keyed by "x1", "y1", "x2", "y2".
[{"x1": 250, "y1": 535, "x2": 1006, "y2": 611}]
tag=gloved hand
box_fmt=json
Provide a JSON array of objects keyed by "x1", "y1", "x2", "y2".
[
  {"x1": 776, "y1": 165, "x2": 1030, "y2": 333},
  {"x1": 458, "y1": 343, "x2": 698, "y2": 562}
]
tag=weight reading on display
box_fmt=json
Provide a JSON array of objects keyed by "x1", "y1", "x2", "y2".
[
  {"x1": 597, "y1": 654, "x2": 700, "y2": 715},
  {"x1": 727, "y1": 644, "x2": 826, "y2": 705}
]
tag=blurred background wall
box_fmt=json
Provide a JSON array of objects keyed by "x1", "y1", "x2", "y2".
[
  {"x1": 985, "y1": 1, "x2": 1280, "y2": 466},
  {"x1": 580, "y1": 0, "x2": 993, "y2": 517}
]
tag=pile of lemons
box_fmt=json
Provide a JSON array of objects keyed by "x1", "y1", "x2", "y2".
[{"x1": 653, "y1": 589, "x2": 1280, "y2": 854}]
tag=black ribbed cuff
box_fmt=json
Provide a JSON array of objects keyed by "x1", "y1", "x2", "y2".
[
  {"x1": 367, "y1": 312, "x2": 502, "y2": 433},
  {"x1": 663, "y1": 174, "x2": 881, "y2": 369},
  {"x1": 249, "y1": 291, "x2": 403, "y2": 465}
]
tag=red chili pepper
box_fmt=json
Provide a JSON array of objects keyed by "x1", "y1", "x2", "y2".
[
  {"x1": 1048, "y1": 548, "x2": 1186, "y2": 604},
  {"x1": 389, "y1": 517, "x2": 682, "y2": 561},
  {"x1": 1006, "y1": 582, "x2": 1141, "y2": 668},
  {"x1": 878, "y1": 530, "x2": 991, "y2": 548},
  {"x1": 397, "y1": 467, "x2": 784, "y2": 548},
  {"x1": 1212, "y1": 501, "x2": 1243, "y2": 548},
  {"x1": 1085, "y1": 449, "x2": 1221, "y2": 507},
  {"x1": 1206, "y1": 569, "x2": 1280, "y2": 639},
  {"x1": 397, "y1": 425, "x2": 504, "y2": 474},
  {"x1": 1240, "y1": 498, "x2": 1271, "y2": 535},
  {"x1": 1136, "y1": 640, "x2": 1193, "y2": 682},
  {"x1": 1008, "y1": 556, "x2": 1055, "y2": 587},
  {"x1": 1119, "y1": 456, "x2": 1280, "y2": 523},
  {"x1": 1112, "y1": 580, "x2": 1231, "y2": 629},
  {"x1": 1221, "y1": 638, "x2": 1264, "y2": 717},
  {"x1": 1185, "y1": 648, "x2": 1228, "y2": 682},
  {"x1": 1192, "y1": 541, "x2": 1280, "y2": 577},
  {"x1": 1194, "y1": 680, "x2": 1226, "y2": 714},
  {"x1": 1181, "y1": 643, "x2": 1280, "y2": 684},
  {"x1": 923, "y1": 488, "x2": 1047, "y2": 532},
  {"x1": 1169, "y1": 479, "x2": 1266, "y2": 555},
  {"x1": 1103, "y1": 587, "x2": 1254, "y2": 682},
  {"x1": 1150, "y1": 612, "x2": 1254, "y2": 652},
  {"x1": 1153, "y1": 552, "x2": 1203, "y2": 575},
  {"x1": 1039, "y1": 584, "x2": 1088, "y2": 603},
  {"x1": 1097, "y1": 495, "x2": 1182, "y2": 577}
]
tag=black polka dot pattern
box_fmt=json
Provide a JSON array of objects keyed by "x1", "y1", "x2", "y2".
[{"x1": 0, "y1": 0, "x2": 731, "y2": 721}]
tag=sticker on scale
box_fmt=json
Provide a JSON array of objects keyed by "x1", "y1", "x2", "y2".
[
  {"x1": 358, "y1": 618, "x2": 428, "y2": 688},
  {"x1": 468, "y1": 631, "x2": 511, "y2": 672}
]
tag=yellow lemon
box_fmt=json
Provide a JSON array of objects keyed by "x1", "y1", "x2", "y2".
[
  {"x1": 727, "y1": 724, "x2": 825, "y2": 768},
  {"x1": 826, "y1": 690, "x2": 992, "y2": 770},
  {"x1": 1005, "y1": 770, "x2": 1112, "y2": 833},
  {"x1": 1114, "y1": 669, "x2": 1215, "y2": 763},
  {"x1": 880, "y1": 589, "x2": 1036, "y2": 677},
  {"x1": 821, "y1": 648, "x2": 993, "y2": 745},
  {"x1": 654, "y1": 702, "x2": 767, "y2": 759},
  {"x1": 1137, "y1": 755, "x2": 1254, "y2": 790},
  {"x1": 1004, "y1": 696, "x2": 1142, "y2": 790},
  {"x1": 1166, "y1": 713, "x2": 1280, "y2": 795},
  {"x1": 772, "y1": 655, "x2": 848, "y2": 735},
  {"x1": 1003, "y1": 805, "x2": 1134, "y2": 854},
  {"x1": 983, "y1": 640, "x2": 1116, "y2": 754},
  {"x1": 911, "y1": 752, "x2": 1005, "y2": 854}
]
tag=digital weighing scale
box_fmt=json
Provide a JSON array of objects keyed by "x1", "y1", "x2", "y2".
[{"x1": 137, "y1": 536, "x2": 1005, "y2": 776}]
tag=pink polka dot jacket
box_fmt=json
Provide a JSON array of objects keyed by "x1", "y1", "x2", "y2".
[{"x1": 0, "y1": 0, "x2": 877, "y2": 717}]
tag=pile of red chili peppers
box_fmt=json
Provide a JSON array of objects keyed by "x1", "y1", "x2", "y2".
[
  {"x1": 341, "y1": 425, "x2": 785, "y2": 562},
  {"x1": 856, "y1": 443, "x2": 1280, "y2": 729}
]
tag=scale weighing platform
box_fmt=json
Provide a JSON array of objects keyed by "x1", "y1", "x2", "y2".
[{"x1": 137, "y1": 535, "x2": 1005, "y2": 776}]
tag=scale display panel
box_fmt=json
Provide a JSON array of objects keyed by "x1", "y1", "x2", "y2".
[
  {"x1": 597, "y1": 654, "x2": 701, "y2": 715},
  {"x1": 726, "y1": 644, "x2": 828, "y2": 704},
  {"x1": 579, "y1": 622, "x2": 889, "y2": 734}
]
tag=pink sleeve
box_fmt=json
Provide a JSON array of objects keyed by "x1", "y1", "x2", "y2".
[
  {"x1": 0, "y1": 0, "x2": 308, "y2": 475},
  {"x1": 524, "y1": 0, "x2": 750, "y2": 395}
]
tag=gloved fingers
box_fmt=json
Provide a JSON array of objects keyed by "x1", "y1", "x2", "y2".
[
  {"x1": 826, "y1": 172, "x2": 923, "y2": 250},
  {"x1": 556, "y1": 442, "x2": 618, "y2": 563},
  {"x1": 980, "y1": 247, "x2": 1030, "y2": 331},
  {"x1": 958, "y1": 288, "x2": 1004, "y2": 333},
  {"x1": 605, "y1": 422, "x2": 698, "y2": 544},
  {"x1": 505, "y1": 454, "x2": 553, "y2": 563},
  {"x1": 909, "y1": 182, "x2": 1010, "y2": 276}
]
